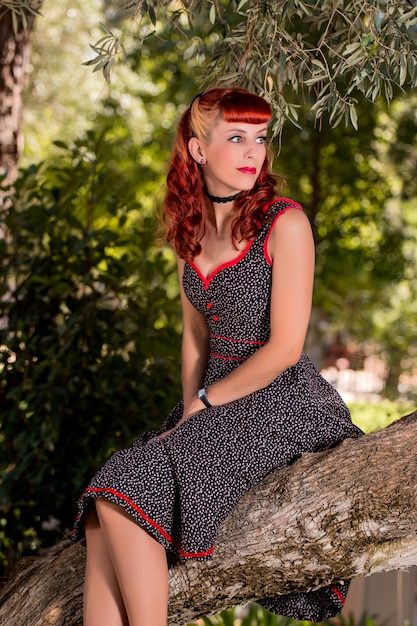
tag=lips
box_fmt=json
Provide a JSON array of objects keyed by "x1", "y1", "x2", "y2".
[{"x1": 238, "y1": 167, "x2": 257, "y2": 175}]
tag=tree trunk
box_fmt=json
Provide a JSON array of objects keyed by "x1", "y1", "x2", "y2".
[
  {"x1": 1, "y1": 410, "x2": 417, "y2": 626},
  {"x1": 0, "y1": 7, "x2": 38, "y2": 190}
]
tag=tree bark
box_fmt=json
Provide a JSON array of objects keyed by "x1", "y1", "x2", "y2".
[
  {"x1": 0, "y1": 6, "x2": 38, "y2": 190},
  {"x1": 1, "y1": 410, "x2": 417, "y2": 626}
]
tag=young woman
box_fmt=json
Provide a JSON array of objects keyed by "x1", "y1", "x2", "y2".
[{"x1": 73, "y1": 87, "x2": 362, "y2": 625}]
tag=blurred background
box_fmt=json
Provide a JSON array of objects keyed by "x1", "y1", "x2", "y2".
[{"x1": 0, "y1": 1, "x2": 416, "y2": 624}]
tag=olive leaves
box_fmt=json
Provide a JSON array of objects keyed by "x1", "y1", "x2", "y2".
[{"x1": 84, "y1": 0, "x2": 417, "y2": 132}]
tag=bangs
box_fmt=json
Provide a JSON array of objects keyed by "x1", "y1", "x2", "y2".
[{"x1": 220, "y1": 90, "x2": 272, "y2": 124}]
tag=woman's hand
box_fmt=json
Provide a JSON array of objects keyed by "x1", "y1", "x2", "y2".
[
  {"x1": 183, "y1": 394, "x2": 207, "y2": 419},
  {"x1": 156, "y1": 427, "x2": 177, "y2": 442},
  {"x1": 147, "y1": 427, "x2": 177, "y2": 444},
  {"x1": 148, "y1": 397, "x2": 207, "y2": 444}
]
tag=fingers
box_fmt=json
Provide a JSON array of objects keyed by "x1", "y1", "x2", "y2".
[{"x1": 148, "y1": 428, "x2": 174, "y2": 444}]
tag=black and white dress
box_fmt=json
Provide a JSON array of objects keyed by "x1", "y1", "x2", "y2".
[{"x1": 73, "y1": 198, "x2": 363, "y2": 620}]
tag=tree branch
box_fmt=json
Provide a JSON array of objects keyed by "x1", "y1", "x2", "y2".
[{"x1": 1, "y1": 411, "x2": 416, "y2": 625}]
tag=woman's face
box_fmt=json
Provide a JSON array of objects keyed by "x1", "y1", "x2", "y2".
[{"x1": 190, "y1": 119, "x2": 268, "y2": 197}]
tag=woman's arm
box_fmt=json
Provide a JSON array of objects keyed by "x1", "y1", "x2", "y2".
[
  {"x1": 177, "y1": 258, "x2": 210, "y2": 418},
  {"x1": 185, "y1": 209, "x2": 315, "y2": 417}
]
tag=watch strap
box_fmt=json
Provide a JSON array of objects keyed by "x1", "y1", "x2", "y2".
[{"x1": 197, "y1": 388, "x2": 212, "y2": 408}]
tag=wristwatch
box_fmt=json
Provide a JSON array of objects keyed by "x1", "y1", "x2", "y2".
[{"x1": 197, "y1": 387, "x2": 212, "y2": 408}]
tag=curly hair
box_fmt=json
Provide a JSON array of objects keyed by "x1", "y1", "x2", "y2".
[{"x1": 163, "y1": 87, "x2": 282, "y2": 262}]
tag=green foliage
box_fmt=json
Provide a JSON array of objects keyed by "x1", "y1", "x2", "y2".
[
  {"x1": 325, "y1": 612, "x2": 384, "y2": 626},
  {"x1": 0, "y1": 118, "x2": 182, "y2": 574},
  {"x1": 23, "y1": 2, "x2": 417, "y2": 398},
  {"x1": 23, "y1": 0, "x2": 200, "y2": 166},
  {"x1": 187, "y1": 604, "x2": 383, "y2": 626},
  {"x1": 276, "y1": 99, "x2": 417, "y2": 392},
  {"x1": 0, "y1": 1, "x2": 42, "y2": 33},
  {"x1": 188, "y1": 603, "x2": 300, "y2": 626},
  {"x1": 348, "y1": 399, "x2": 414, "y2": 433},
  {"x1": 86, "y1": 0, "x2": 417, "y2": 132}
]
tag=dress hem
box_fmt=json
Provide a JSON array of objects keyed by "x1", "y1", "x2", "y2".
[{"x1": 73, "y1": 486, "x2": 215, "y2": 560}]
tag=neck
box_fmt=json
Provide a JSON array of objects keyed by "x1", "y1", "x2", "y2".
[{"x1": 205, "y1": 190, "x2": 240, "y2": 204}]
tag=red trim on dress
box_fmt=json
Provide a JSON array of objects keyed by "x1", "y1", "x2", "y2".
[
  {"x1": 188, "y1": 198, "x2": 302, "y2": 287},
  {"x1": 83, "y1": 486, "x2": 215, "y2": 559},
  {"x1": 189, "y1": 240, "x2": 253, "y2": 289},
  {"x1": 210, "y1": 352, "x2": 247, "y2": 361},
  {"x1": 331, "y1": 584, "x2": 346, "y2": 605},
  {"x1": 263, "y1": 201, "x2": 304, "y2": 266},
  {"x1": 210, "y1": 333, "x2": 267, "y2": 346}
]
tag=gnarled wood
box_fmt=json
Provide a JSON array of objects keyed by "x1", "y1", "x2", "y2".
[
  {"x1": 1, "y1": 411, "x2": 416, "y2": 625},
  {"x1": 0, "y1": 6, "x2": 39, "y2": 189}
]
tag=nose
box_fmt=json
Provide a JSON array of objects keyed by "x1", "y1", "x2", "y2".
[{"x1": 245, "y1": 142, "x2": 259, "y2": 159}]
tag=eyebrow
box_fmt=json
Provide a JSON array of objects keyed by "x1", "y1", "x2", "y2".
[{"x1": 226, "y1": 127, "x2": 268, "y2": 134}]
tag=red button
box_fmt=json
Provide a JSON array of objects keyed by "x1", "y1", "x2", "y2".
[
  {"x1": 207, "y1": 302, "x2": 213, "y2": 309},
  {"x1": 212, "y1": 315, "x2": 219, "y2": 321}
]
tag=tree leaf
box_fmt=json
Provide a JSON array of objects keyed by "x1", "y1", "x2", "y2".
[
  {"x1": 11, "y1": 9, "x2": 18, "y2": 35},
  {"x1": 237, "y1": 0, "x2": 249, "y2": 11},
  {"x1": 148, "y1": 5, "x2": 156, "y2": 26},
  {"x1": 183, "y1": 41, "x2": 196, "y2": 60},
  {"x1": 400, "y1": 55, "x2": 407, "y2": 86},
  {"x1": 209, "y1": 3, "x2": 216, "y2": 25},
  {"x1": 349, "y1": 104, "x2": 358, "y2": 131}
]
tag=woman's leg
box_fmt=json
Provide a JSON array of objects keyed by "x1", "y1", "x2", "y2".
[
  {"x1": 95, "y1": 498, "x2": 169, "y2": 626},
  {"x1": 84, "y1": 507, "x2": 128, "y2": 626}
]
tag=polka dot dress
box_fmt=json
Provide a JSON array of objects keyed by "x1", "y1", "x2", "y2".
[{"x1": 72, "y1": 198, "x2": 363, "y2": 620}]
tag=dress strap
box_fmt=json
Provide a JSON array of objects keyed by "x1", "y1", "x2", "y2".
[
  {"x1": 258, "y1": 198, "x2": 304, "y2": 265},
  {"x1": 262, "y1": 197, "x2": 303, "y2": 226}
]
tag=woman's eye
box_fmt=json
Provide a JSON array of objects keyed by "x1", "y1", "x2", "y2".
[{"x1": 229, "y1": 135, "x2": 267, "y2": 143}]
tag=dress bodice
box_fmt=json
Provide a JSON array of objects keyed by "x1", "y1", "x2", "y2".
[{"x1": 182, "y1": 198, "x2": 302, "y2": 362}]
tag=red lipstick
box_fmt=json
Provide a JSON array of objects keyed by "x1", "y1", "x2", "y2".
[{"x1": 238, "y1": 167, "x2": 256, "y2": 175}]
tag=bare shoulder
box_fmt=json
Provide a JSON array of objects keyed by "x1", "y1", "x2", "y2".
[
  {"x1": 274, "y1": 206, "x2": 312, "y2": 232},
  {"x1": 268, "y1": 208, "x2": 313, "y2": 258}
]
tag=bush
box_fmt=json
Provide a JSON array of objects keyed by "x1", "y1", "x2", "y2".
[
  {"x1": 348, "y1": 399, "x2": 414, "y2": 434},
  {"x1": 0, "y1": 126, "x2": 182, "y2": 574}
]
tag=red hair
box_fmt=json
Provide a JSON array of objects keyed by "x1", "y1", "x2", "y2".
[{"x1": 163, "y1": 87, "x2": 281, "y2": 262}]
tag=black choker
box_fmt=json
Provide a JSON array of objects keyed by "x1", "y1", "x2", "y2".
[{"x1": 205, "y1": 191, "x2": 240, "y2": 204}]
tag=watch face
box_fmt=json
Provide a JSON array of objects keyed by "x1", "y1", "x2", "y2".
[{"x1": 197, "y1": 388, "x2": 210, "y2": 407}]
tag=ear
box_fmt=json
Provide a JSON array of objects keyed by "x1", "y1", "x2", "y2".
[{"x1": 188, "y1": 137, "x2": 206, "y2": 164}]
